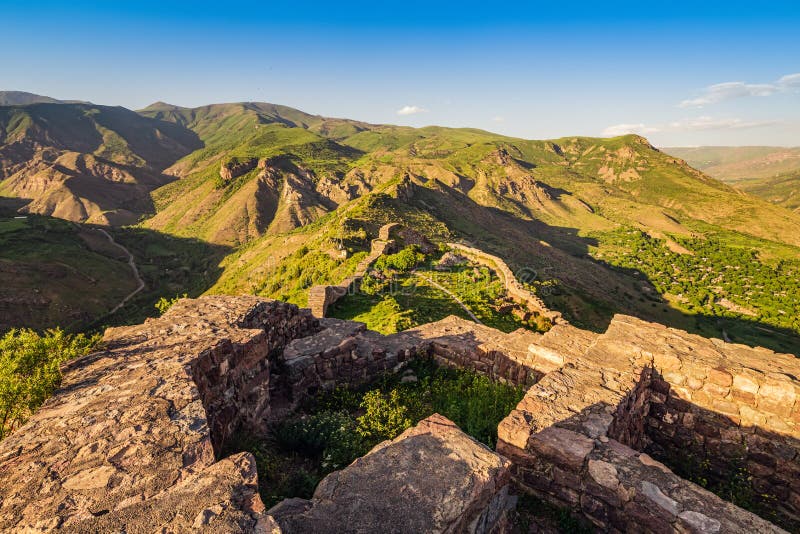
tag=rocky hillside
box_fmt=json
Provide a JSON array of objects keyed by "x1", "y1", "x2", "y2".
[
  {"x1": 0, "y1": 91, "x2": 64, "y2": 106},
  {"x1": 665, "y1": 145, "x2": 800, "y2": 181},
  {"x1": 664, "y1": 145, "x2": 800, "y2": 213},
  {"x1": 0, "y1": 102, "x2": 201, "y2": 224},
  {"x1": 2, "y1": 100, "x2": 800, "y2": 354}
]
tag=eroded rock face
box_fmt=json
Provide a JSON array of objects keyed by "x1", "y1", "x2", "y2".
[
  {"x1": 220, "y1": 158, "x2": 259, "y2": 181},
  {"x1": 269, "y1": 414, "x2": 513, "y2": 534}
]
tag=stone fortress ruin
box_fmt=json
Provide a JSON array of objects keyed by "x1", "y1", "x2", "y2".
[{"x1": 1, "y1": 227, "x2": 800, "y2": 533}]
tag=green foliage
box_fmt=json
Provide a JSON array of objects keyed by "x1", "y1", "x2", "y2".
[
  {"x1": 274, "y1": 410, "x2": 368, "y2": 471},
  {"x1": 234, "y1": 359, "x2": 524, "y2": 507},
  {"x1": 330, "y1": 257, "x2": 539, "y2": 335},
  {"x1": 596, "y1": 227, "x2": 800, "y2": 352},
  {"x1": 512, "y1": 492, "x2": 592, "y2": 533},
  {"x1": 154, "y1": 293, "x2": 187, "y2": 315},
  {"x1": 374, "y1": 245, "x2": 425, "y2": 272},
  {"x1": 0, "y1": 329, "x2": 100, "y2": 440},
  {"x1": 356, "y1": 389, "x2": 412, "y2": 441}
]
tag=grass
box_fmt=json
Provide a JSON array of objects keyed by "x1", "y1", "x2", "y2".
[
  {"x1": 0, "y1": 215, "x2": 137, "y2": 332},
  {"x1": 223, "y1": 357, "x2": 525, "y2": 508},
  {"x1": 328, "y1": 252, "x2": 543, "y2": 335}
]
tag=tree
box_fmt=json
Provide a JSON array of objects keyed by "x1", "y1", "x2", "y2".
[{"x1": 0, "y1": 329, "x2": 99, "y2": 440}]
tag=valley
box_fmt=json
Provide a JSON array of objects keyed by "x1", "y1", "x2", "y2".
[
  {"x1": 2, "y1": 97, "x2": 800, "y2": 357},
  {"x1": 665, "y1": 145, "x2": 800, "y2": 212}
]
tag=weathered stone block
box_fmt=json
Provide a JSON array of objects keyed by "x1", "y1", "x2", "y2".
[{"x1": 528, "y1": 426, "x2": 595, "y2": 472}]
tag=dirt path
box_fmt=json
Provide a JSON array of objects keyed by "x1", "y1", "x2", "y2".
[
  {"x1": 412, "y1": 271, "x2": 484, "y2": 325},
  {"x1": 96, "y1": 228, "x2": 145, "y2": 315}
]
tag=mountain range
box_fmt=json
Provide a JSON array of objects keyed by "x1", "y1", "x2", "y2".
[
  {"x1": 2, "y1": 92, "x2": 800, "y2": 354},
  {"x1": 664, "y1": 145, "x2": 800, "y2": 212}
]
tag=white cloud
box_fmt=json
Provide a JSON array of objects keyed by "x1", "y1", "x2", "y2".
[
  {"x1": 667, "y1": 116, "x2": 776, "y2": 131},
  {"x1": 602, "y1": 116, "x2": 776, "y2": 137},
  {"x1": 778, "y1": 73, "x2": 800, "y2": 89},
  {"x1": 601, "y1": 123, "x2": 661, "y2": 136},
  {"x1": 679, "y1": 72, "x2": 800, "y2": 108},
  {"x1": 396, "y1": 105, "x2": 427, "y2": 116},
  {"x1": 492, "y1": 116, "x2": 505, "y2": 123}
]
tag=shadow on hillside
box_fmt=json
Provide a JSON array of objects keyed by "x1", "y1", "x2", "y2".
[
  {"x1": 84, "y1": 226, "x2": 231, "y2": 332},
  {"x1": 405, "y1": 182, "x2": 800, "y2": 356},
  {"x1": 0, "y1": 196, "x2": 30, "y2": 214}
]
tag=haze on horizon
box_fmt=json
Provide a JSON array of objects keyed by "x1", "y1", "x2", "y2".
[{"x1": 2, "y1": 0, "x2": 799, "y2": 147}]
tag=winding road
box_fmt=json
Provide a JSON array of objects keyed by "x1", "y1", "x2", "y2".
[{"x1": 96, "y1": 228, "x2": 145, "y2": 315}]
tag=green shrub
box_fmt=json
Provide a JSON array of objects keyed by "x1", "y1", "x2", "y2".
[
  {"x1": 274, "y1": 410, "x2": 368, "y2": 471},
  {"x1": 357, "y1": 389, "x2": 413, "y2": 441},
  {"x1": 155, "y1": 293, "x2": 187, "y2": 315},
  {"x1": 0, "y1": 328, "x2": 100, "y2": 440},
  {"x1": 374, "y1": 245, "x2": 425, "y2": 272}
]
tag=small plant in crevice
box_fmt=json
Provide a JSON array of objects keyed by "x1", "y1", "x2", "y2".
[{"x1": 154, "y1": 293, "x2": 187, "y2": 315}]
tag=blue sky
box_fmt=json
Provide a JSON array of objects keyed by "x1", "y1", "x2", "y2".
[{"x1": 2, "y1": 0, "x2": 799, "y2": 146}]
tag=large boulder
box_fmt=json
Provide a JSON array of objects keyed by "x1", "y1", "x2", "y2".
[{"x1": 269, "y1": 414, "x2": 513, "y2": 533}]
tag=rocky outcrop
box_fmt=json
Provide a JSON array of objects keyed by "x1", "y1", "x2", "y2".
[
  {"x1": 269, "y1": 414, "x2": 513, "y2": 533},
  {"x1": 219, "y1": 158, "x2": 258, "y2": 182}
]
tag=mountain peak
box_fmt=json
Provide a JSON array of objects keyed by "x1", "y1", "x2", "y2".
[
  {"x1": 140, "y1": 101, "x2": 186, "y2": 111},
  {"x1": 0, "y1": 91, "x2": 62, "y2": 106}
]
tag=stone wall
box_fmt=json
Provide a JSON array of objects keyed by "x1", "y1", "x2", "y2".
[
  {"x1": 497, "y1": 314, "x2": 800, "y2": 533},
  {"x1": 308, "y1": 222, "x2": 400, "y2": 317},
  {"x1": 447, "y1": 242, "x2": 565, "y2": 325},
  {"x1": 190, "y1": 300, "x2": 319, "y2": 453},
  {"x1": 271, "y1": 319, "x2": 418, "y2": 414},
  {"x1": 0, "y1": 296, "x2": 315, "y2": 531},
  {"x1": 2, "y1": 296, "x2": 799, "y2": 532}
]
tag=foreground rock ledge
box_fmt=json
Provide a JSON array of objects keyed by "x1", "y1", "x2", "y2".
[
  {"x1": 269, "y1": 414, "x2": 512, "y2": 533},
  {"x1": 2, "y1": 295, "x2": 800, "y2": 532}
]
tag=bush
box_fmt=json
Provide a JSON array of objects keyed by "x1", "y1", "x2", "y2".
[
  {"x1": 0, "y1": 328, "x2": 100, "y2": 440},
  {"x1": 155, "y1": 293, "x2": 187, "y2": 315},
  {"x1": 357, "y1": 389, "x2": 413, "y2": 441},
  {"x1": 374, "y1": 245, "x2": 425, "y2": 273},
  {"x1": 274, "y1": 410, "x2": 368, "y2": 471}
]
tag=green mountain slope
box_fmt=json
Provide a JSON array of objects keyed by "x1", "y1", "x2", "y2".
[
  {"x1": 664, "y1": 146, "x2": 800, "y2": 213},
  {"x1": 2, "y1": 100, "x2": 800, "y2": 354},
  {"x1": 733, "y1": 171, "x2": 800, "y2": 212},
  {"x1": 664, "y1": 146, "x2": 800, "y2": 181}
]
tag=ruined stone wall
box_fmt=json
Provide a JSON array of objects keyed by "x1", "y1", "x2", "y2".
[
  {"x1": 308, "y1": 222, "x2": 400, "y2": 317},
  {"x1": 273, "y1": 319, "x2": 418, "y2": 412},
  {"x1": 497, "y1": 314, "x2": 800, "y2": 533},
  {"x1": 621, "y1": 356, "x2": 800, "y2": 528},
  {"x1": 190, "y1": 300, "x2": 319, "y2": 453},
  {"x1": 3, "y1": 297, "x2": 800, "y2": 533},
  {"x1": 446, "y1": 242, "x2": 564, "y2": 325}
]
